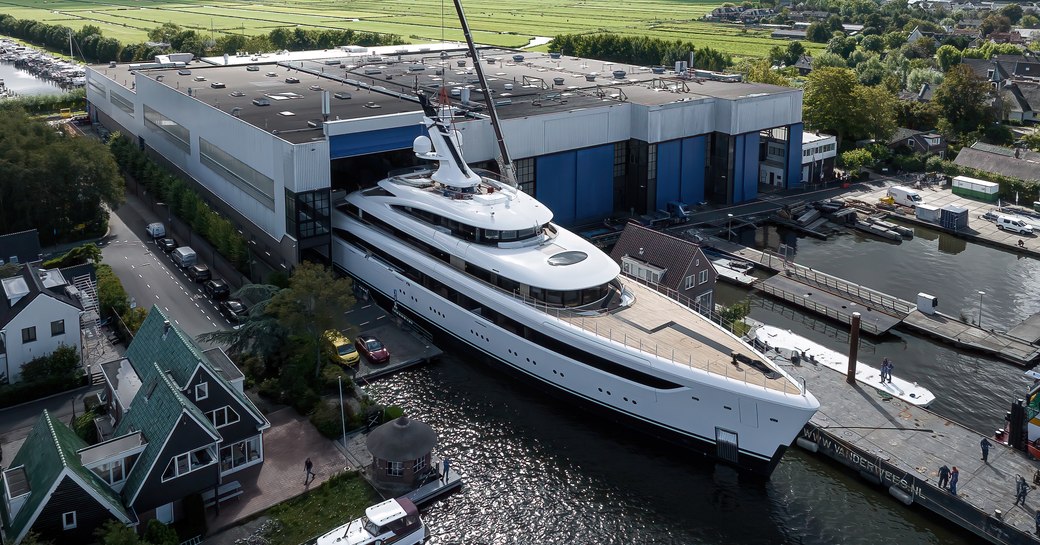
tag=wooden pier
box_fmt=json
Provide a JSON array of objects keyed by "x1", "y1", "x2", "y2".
[
  {"x1": 756, "y1": 274, "x2": 903, "y2": 335},
  {"x1": 764, "y1": 341, "x2": 1040, "y2": 545},
  {"x1": 1009, "y1": 313, "x2": 1040, "y2": 345}
]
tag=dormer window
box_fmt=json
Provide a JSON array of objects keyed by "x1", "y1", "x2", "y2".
[{"x1": 195, "y1": 382, "x2": 209, "y2": 401}]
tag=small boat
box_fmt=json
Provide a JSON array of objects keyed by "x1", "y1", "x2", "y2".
[
  {"x1": 751, "y1": 324, "x2": 935, "y2": 407},
  {"x1": 315, "y1": 497, "x2": 426, "y2": 545}
]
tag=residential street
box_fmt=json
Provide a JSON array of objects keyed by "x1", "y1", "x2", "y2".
[{"x1": 102, "y1": 194, "x2": 233, "y2": 341}]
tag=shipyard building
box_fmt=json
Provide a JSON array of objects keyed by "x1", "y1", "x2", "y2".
[{"x1": 85, "y1": 44, "x2": 805, "y2": 276}]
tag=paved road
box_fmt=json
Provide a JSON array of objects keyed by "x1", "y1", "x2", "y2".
[{"x1": 103, "y1": 194, "x2": 233, "y2": 341}]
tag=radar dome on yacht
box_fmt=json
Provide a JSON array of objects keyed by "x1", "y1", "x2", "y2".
[{"x1": 412, "y1": 135, "x2": 433, "y2": 155}]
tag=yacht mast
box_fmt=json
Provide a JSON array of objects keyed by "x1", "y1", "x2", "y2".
[{"x1": 450, "y1": 0, "x2": 517, "y2": 188}]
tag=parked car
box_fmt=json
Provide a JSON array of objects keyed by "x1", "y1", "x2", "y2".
[
  {"x1": 157, "y1": 238, "x2": 177, "y2": 252},
  {"x1": 146, "y1": 222, "x2": 166, "y2": 238},
  {"x1": 355, "y1": 335, "x2": 390, "y2": 365},
  {"x1": 325, "y1": 330, "x2": 360, "y2": 366},
  {"x1": 220, "y1": 299, "x2": 249, "y2": 322},
  {"x1": 203, "y1": 279, "x2": 230, "y2": 300},
  {"x1": 187, "y1": 263, "x2": 212, "y2": 282}
]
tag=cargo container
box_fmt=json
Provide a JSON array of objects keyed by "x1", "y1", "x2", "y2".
[
  {"x1": 952, "y1": 176, "x2": 999, "y2": 202},
  {"x1": 915, "y1": 204, "x2": 940, "y2": 223},
  {"x1": 939, "y1": 205, "x2": 969, "y2": 231}
]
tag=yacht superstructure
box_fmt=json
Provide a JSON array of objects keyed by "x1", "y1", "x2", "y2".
[{"x1": 331, "y1": 95, "x2": 819, "y2": 477}]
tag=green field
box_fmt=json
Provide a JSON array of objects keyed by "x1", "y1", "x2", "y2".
[{"x1": 0, "y1": 0, "x2": 820, "y2": 59}]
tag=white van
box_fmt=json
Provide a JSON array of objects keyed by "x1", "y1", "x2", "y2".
[
  {"x1": 171, "y1": 246, "x2": 197, "y2": 268},
  {"x1": 887, "y1": 186, "x2": 923, "y2": 208},
  {"x1": 996, "y1": 214, "x2": 1034, "y2": 235},
  {"x1": 146, "y1": 222, "x2": 166, "y2": 238}
]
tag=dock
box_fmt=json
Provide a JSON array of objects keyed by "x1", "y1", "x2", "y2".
[
  {"x1": 348, "y1": 305, "x2": 443, "y2": 384},
  {"x1": 703, "y1": 239, "x2": 1040, "y2": 365},
  {"x1": 765, "y1": 342, "x2": 1040, "y2": 545},
  {"x1": 1009, "y1": 313, "x2": 1040, "y2": 344}
]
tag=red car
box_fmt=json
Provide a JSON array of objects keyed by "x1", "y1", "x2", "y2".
[{"x1": 355, "y1": 335, "x2": 390, "y2": 364}]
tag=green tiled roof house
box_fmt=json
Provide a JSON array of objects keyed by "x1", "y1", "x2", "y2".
[{"x1": 0, "y1": 306, "x2": 268, "y2": 544}]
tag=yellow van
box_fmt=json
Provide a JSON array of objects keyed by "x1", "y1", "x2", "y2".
[{"x1": 325, "y1": 330, "x2": 360, "y2": 366}]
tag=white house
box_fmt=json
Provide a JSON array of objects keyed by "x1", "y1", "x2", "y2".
[
  {"x1": 801, "y1": 132, "x2": 837, "y2": 184},
  {"x1": 0, "y1": 265, "x2": 83, "y2": 383}
]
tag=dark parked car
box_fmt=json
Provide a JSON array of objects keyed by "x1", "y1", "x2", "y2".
[
  {"x1": 157, "y1": 238, "x2": 177, "y2": 252},
  {"x1": 355, "y1": 335, "x2": 390, "y2": 365},
  {"x1": 219, "y1": 299, "x2": 248, "y2": 322},
  {"x1": 187, "y1": 263, "x2": 211, "y2": 283},
  {"x1": 203, "y1": 279, "x2": 230, "y2": 300}
]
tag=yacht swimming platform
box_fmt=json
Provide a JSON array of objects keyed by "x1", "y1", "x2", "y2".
[
  {"x1": 770, "y1": 347, "x2": 1040, "y2": 544},
  {"x1": 557, "y1": 281, "x2": 803, "y2": 395}
]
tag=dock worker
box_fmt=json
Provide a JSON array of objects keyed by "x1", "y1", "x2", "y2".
[
  {"x1": 950, "y1": 467, "x2": 960, "y2": 495},
  {"x1": 938, "y1": 465, "x2": 951, "y2": 489},
  {"x1": 981, "y1": 437, "x2": 993, "y2": 463},
  {"x1": 1016, "y1": 474, "x2": 1030, "y2": 506}
]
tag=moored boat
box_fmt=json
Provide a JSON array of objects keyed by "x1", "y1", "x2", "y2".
[{"x1": 315, "y1": 497, "x2": 426, "y2": 545}]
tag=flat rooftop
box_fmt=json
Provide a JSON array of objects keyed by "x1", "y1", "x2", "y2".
[{"x1": 94, "y1": 44, "x2": 797, "y2": 143}]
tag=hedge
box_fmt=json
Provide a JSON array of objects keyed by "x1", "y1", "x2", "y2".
[{"x1": 0, "y1": 374, "x2": 85, "y2": 409}]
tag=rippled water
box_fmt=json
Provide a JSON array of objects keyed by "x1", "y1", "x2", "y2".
[
  {"x1": 362, "y1": 221, "x2": 1031, "y2": 544},
  {"x1": 0, "y1": 62, "x2": 66, "y2": 96}
]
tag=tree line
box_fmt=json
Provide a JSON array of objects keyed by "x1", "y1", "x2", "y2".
[
  {"x1": 0, "y1": 16, "x2": 407, "y2": 64},
  {"x1": 0, "y1": 109, "x2": 123, "y2": 245},
  {"x1": 547, "y1": 34, "x2": 732, "y2": 72},
  {"x1": 107, "y1": 135, "x2": 250, "y2": 272}
]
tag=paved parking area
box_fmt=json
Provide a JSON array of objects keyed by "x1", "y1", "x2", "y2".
[{"x1": 206, "y1": 407, "x2": 348, "y2": 536}]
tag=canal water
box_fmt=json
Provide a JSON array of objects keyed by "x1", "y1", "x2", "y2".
[
  {"x1": 364, "y1": 221, "x2": 1027, "y2": 544},
  {"x1": 0, "y1": 61, "x2": 65, "y2": 96}
]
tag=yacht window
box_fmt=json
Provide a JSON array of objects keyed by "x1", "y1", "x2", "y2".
[
  {"x1": 563, "y1": 290, "x2": 580, "y2": 306},
  {"x1": 546, "y1": 291, "x2": 563, "y2": 305}
]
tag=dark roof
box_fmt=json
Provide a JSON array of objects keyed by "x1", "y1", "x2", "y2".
[
  {"x1": 0, "y1": 411, "x2": 130, "y2": 544},
  {"x1": 888, "y1": 128, "x2": 924, "y2": 145},
  {"x1": 366, "y1": 417, "x2": 437, "y2": 461},
  {"x1": 609, "y1": 224, "x2": 709, "y2": 293},
  {"x1": 0, "y1": 229, "x2": 41, "y2": 265},
  {"x1": 793, "y1": 54, "x2": 813, "y2": 70},
  {"x1": 203, "y1": 347, "x2": 244, "y2": 382},
  {"x1": 1003, "y1": 81, "x2": 1040, "y2": 113},
  {"x1": 0, "y1": 264, "x2": 82, "y2": 329},
  {"x1": 1013, "y1": 62, "x2": 1040, "y2": 79},
  {"x1": 772, "y1": 29, "x2": 808, "y2": 38},
  {"x1": 953, "y1": 145, "x2": 1040, "y2": 182}
]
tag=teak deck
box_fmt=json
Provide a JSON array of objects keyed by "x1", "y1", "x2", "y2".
[{"x1": 559, "y1": 281, "x2": 803, "y2": 395}]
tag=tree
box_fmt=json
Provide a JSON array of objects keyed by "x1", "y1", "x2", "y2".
[
  {"x1": 861, "y1": 34, "x2": 884, "y2": 53},
  {"x1": 856, "y1": 56, "x2": 886, "y2": 85},
  {"x1": 1021, "y1": 15, "x2": 1040, "y2": 29},
  {"x1": 147, "y1": 23, "x2": 181, "y2": 43},
  {"x1": 804, "y1": 67, "x2": 859, "y2": 147},
  {"x1": 980, "y1": 14, "x2": 1011, "y2": 36},
  {"x1": 934, "y1": 44, "x2": 962, "y2": 72},
  {"x1": 1021, "y1": 132, "x2": 1040, "y2": 152},
  {"x1": 853, "y1": 85, "x2": 898, "y2": 142},
  {"x1": 96, "y1": 264, "x2": 130, "y2": 319},
  {"x1": 143, "y1": 520, "x2": 178, "y2": 545},
  {"x1": 265, "y1": 263, "x2": 356, "y2": 377},
  {"x1": 999, "y1": 4, "x2": 1023, "y2": 25},
  {"x1": 785, "y1": 41, "x2": 806, "y2": 66},
  {"x1": 806, "y1": 21, "x2": 832, "y2": 43},
  {"x1": 811, "y1": 51, "x2": 848, "y2": 69},
  {"x1": 42, "y1": 243, "x2": 102, "y2": 269},
  {"x1": 841, "y1": 148, "x2": 875, "y2": 176},
  {"x1": 906, "y1": 67, "x2": 944, "y2": 92},
  {"x1": 933, "y1": 64, "x2": 993, "y2": 137},
  {"x1": 826, "y1": 34, "x2": 857, "y2": 59},
  {"x1": 737, "y1": 59, "x2": 790, "y2": 86}
]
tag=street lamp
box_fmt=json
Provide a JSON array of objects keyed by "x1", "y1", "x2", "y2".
[
  {"x1": 978, "y1": 290, "x2": 985, "y2": 329},
  {"x1": 727, "y1": 213, "x2": 734, "y2": 241}
]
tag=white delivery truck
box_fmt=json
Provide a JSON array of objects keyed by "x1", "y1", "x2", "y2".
[
  {"x1": 171, "y1": 246, "x2": 197, "y2": 268},
  {"x1": 887, "y1": 186, "x2": 923, "y2": 208},
  {"x1": 146, "y1": 222, "x2": 166, "y2": 238}
]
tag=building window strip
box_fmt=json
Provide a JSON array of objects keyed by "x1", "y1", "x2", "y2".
[
  {"x1": 110, "y1": 91, "x2": 135, "y2": 117},
  {"x1": 143, "y1": 105, "x2": 189, "y2": 154},
  {"x1": 219, "y1": 436, "x2": 262, "y2": 473},
  {"x1": 514, "y1": 157, "x2": 535, "y2": 195},
  {"x1": 161, "y1": 446, "x2": 216, "y2": 482},
  {"x1": 200, "y1": 138, "x2": 275, "y2": 210}
]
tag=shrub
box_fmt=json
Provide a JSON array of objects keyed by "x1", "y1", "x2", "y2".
[
  {"x1": 73, "y1": 410, "x2": 98, "y2": 443},
  {"x1": 310, "y1": 399, "x2": 345, "y2": 439},
  {"x1": 321, "y1": 365, "x2": 351, "y2": 392},
  {"x1": 383, "y1": 405, "x2": 404, "y2": 423},
  {"x1": 257, "y1": 378, "x2": 280, "y2": 400},
  {"x1": 95, "y1": 520, "x2": 139, "y2": 545},
  {"x1": 20, "y1": 345, "x2": 80, "y2": 383},
  {"x1": 41, "y1": 243, "x2": 101, "y2": 269},
  {"x1": 143, "y1": 520, "x2": 178, "y2": 545},
  {"x1": 96, "y1": 264, "x2": 130, "y2": 320},
  {"x1": 0, "y1": 374, "x2": 86, "y2": 408}
]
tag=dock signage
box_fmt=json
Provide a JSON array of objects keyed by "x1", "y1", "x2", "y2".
[{"x1": 800, "y1": 426, "x2": 923, "y2": 499}]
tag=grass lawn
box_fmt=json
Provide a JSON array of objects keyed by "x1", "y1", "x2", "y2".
[
  {"x1": 261, "y1": 471, "x2": 383, "y2": 545},
  {"x1": 1, "y1": 0, "x2": 814, "y2": 59}
]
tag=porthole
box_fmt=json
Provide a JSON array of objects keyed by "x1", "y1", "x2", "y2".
[
  {"x1": 723, "y1": 406, "x2": 732, "y2": 410},
  {"x1": 691, "y1": 396, "x2": 700, "y2": 401},
  {"x1": 623, "y1": 397, "x2": 628, "y2": 402},
  {"x1": 769, "y1": 418, "x2": 779, "y2": 423}
]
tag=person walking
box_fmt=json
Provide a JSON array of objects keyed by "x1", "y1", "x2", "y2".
[
  {"x1": 885, "y1": 359, "x2": 894, "y2": 383},
  {"x1": 981, "y1": 437, "x2": 993, "y2": 463},
  {"x1": 950, "y1": 466, "x2": 960, "y2": 495},
  {"x1": 305, "y1": 457, "x2": 316, "y2": 485},
  {"x1": 880, "y1": 358, "x2": 890, "y2": 383},
  {"x1": 1016, "y1": 474, "x2": 1030, "y2": 506},
  {"x1": 938, "y1": 465, "x2": 951, "y2": 489}
]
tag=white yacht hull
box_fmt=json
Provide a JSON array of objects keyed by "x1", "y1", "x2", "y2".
[{"x1": 333, "y1": 214, "x2": 817, "y2": 477}]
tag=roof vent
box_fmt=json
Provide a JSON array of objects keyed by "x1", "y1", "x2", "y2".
[
  {"x1": 549, "y1": 52, "x2": 562, "y2": 59},
  {"x1": 512, "y1": 55, "x2": 525, "y2": 62},
  {"x1": 364, "y1": 102, "x2": 381, "y2": 109},
  {"x1": 612, "y1": 70, "x2": 626, "y2": 79},
  {"x1": 553, "y1": 77, "x2": 564, "y2": 85},
  {"x1": 585, "y1": 73, "x2": 597, "y2": 82},
  {"x1": 162, "y1": 320, "x2": 171, "y2": 339},
  {"x1": 457, "y1": 60, "x2": 467, "y2": 67}
]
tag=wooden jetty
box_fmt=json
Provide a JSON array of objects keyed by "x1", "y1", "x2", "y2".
[
  {"x1": 756, "y1": 274, "x2": 903, "y2": 335},
  {"x1": 903, "y1": 311, "x2": 1040, "y2": 366},
  {"x1": 760, "y1": 327, "x2": 1040, "y2": 545}
]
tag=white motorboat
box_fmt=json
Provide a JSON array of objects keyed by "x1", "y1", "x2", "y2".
[
  {"x1": 315, "y1": 497, "x2": 426, "y2": 545},
  {"x1": 751, "y1": 324, "x2": 935, "y2": 407},
  {"x1": 330, "y1": 93, "x2": 820, "y2": 477}
]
